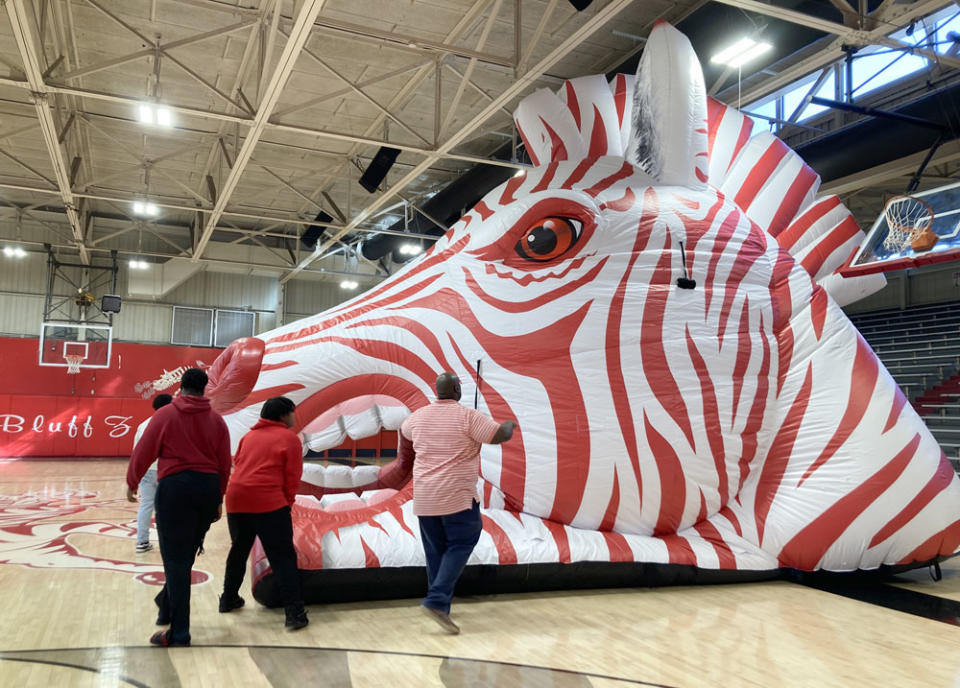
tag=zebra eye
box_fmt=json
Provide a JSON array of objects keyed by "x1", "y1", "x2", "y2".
[{"x1": 514, "y1": 217, "x2": 583, "y2": 262}]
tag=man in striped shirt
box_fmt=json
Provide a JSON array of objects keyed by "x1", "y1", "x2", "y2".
[{"x1": 399, "y1": 371, "x2": 517, "y2": 635}]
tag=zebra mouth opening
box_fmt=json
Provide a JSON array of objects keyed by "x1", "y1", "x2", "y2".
[{"x1": 300, "y1": 394, "x2": 410, "y2": 453}]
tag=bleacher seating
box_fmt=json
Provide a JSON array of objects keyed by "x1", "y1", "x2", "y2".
[{"x1": 847, "y1": 301, "x2": 960, "y2": 468}]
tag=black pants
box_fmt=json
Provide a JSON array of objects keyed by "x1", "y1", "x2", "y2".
[
  {"x1": 155, "y1": 470, "x2": 221, "y2": 644},
  {"x1": 222, "y1": 507, "x2": 304, "y2": 615}
]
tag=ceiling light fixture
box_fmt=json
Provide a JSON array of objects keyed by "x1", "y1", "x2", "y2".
[
  {"x1": 3, "y1": 246, "x2": 26, "y2": 258},
  {"x1": 128, "y1": 259, "x2": 149, "y2": 270},
  {"x1": 340, "y1": 280, "x2": 358, "y2": 289},
  {"x1": 398, "y1": 243, "x2": 422, "y2": 256},
  {"x1": 132, "y1": 201, "x2": 159, "y2": 217},
  {"x1": 137, "y1": 104, "x2": 173, "y2": 127},
  {"x1": 710, "y1": 37, "x2": 772, "y2": 68}
]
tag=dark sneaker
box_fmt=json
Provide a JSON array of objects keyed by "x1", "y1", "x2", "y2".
[
  {"x1": 149, "y1": 630, "x2": 189, "y2": 647},
  {"x1": 421, "y1": 605, "x2": 460, "y2": 635},
  {"x1": 218, "y1": 595, "x2": 245, "y2": 613},
  {"x1": 135, "y1": 542, "x2": 153, "y2": 553},
  {"x1": 285, "y1": 610, "x2": 309, "y2": 630}
]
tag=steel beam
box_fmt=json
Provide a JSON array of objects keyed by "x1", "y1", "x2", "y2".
[
  {"x1": 5, "y1": 0, "x2": 89, "y2": 263},
  {"x1": 280, "y1": 0, "x2": 638, "y2": 283},
  {"x1": 194, "y1": 0, "x2": 330, "y2": 260},
  {"x1": 717, "y1": 0, "x2": 956, "y2": 105}
]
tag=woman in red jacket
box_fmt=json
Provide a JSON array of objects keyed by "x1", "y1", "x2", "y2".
[{"x1": 219, "y1": 396, "x2": 308, "y2": 630}]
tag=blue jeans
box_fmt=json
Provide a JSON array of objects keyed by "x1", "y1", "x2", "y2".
[
  {"x1": 136, "y1": 469, "x2": 158, "y2": 545},
  {"x1": 418, "y1": 501, "x2": 482, "y2": 614}
]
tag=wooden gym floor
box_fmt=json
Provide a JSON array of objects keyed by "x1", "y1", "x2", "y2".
[{"x1": 0, "y1": 458, "x2": 957, "y2": 687}]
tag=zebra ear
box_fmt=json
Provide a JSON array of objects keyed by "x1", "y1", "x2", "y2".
[{"x1": 627, "y1": 21, "x2": 709, "y2": 188}]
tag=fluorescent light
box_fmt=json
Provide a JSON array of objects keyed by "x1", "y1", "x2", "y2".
[
  {"x1": 340, "y1": 280, "x2": 358, "y2": 289},
  {"x1": 138, "y1": 104, "x2": 154, "y2": 124},
  {"x1": 128, "y1": 259, "x2": 149, "y2": 270},
  {"x1": 3, "y1": 246, "x2": 26, "y2": 258},
  {"x1": 710, "y1": 37, "x2": 772, "y2": 67},
  {"x1": 137, "y1": 104, "x2": 173, "y2": 127},
  {"x1": 133, "y1": 201, "x2": 159, "y2": 217},
  {"x1": 399, "y1": 243, "x2": 422, "y2": 256}
]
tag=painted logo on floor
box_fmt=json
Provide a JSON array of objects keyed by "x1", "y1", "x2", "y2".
[{"x1": 0, "y1": 488, "x2": 211, "y2": 585}]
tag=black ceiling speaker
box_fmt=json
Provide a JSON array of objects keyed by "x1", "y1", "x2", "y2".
[
  {"x1": 302, "y1": 210, "x2": 334, "y2": 250},
  {"x1": 101, "y1": 294, "x2": 122, "y2": 314},
  {"x1": 359, "y1": 147, "x2": 401, "y2": 193},
  {"x1": 567, "y1": 0, "x2": 593, "y2": 10}
]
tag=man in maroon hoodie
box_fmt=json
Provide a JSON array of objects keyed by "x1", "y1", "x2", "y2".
[
  {"x1": 219, "y1": 396, "x2": 308, "y2": 630},
  {"x1": 126, "y1": 367, "x2": 231, "y2": 647}
]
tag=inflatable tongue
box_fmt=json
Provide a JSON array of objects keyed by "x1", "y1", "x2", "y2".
[{"x1": 209, "y1": 22, "x2": 960, "y2": 604}]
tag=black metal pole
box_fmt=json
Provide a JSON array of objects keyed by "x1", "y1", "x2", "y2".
[{"x1": 474, "y1": 359, "x2": 481, "y2": 410}]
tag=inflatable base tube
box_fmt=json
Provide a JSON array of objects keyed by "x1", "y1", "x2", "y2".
[
  {"x1": 252, "y1": 562, "x2": 782, "y2": 607},
  {"x1": 252, "y1": 556, "x2": 953, "y2": 607}
]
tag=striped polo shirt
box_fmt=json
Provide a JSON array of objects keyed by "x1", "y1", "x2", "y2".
[{"x1": 401, "y1": 399, "x2": 500, "y2": 516}]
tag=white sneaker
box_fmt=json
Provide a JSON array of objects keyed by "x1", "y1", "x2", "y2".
[{"x1": 136, "y1": 542, "x2": 153, "y2": 553}]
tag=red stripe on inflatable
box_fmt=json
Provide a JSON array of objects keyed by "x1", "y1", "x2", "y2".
[
  {"x1": 717, "y1": 238, "x2": 765, "y2": 345},
  {"x1": 613, "y1": 74, "x2": 628, "y2": 129},
  {"x1": 738, "y1": 317, "x2": 771, "y2": 493},
  {"x1": 641, "y1": 232, "x2": 696, "y2": 450},
  {"x1": 686, "y1": 327, "x2": 728, "y2": 504},
  {"x1": 798, "y1": 335, "x2": 879, "y2": 487},
  {"x1": 769, "y1": 164, "x2": 818, "y2": 238},
  {"x1": 448, "y1": 336, "x2": 526, "y2": 509},
  {"x1": 531, "y1": 161, "x2": 559, "y2": 194},
  {"x1": 870, "y1": 453, "x2": 956, "y2": 548},
  {"x1": 462, "y1": 258, "x2": 607, "y2": 314},
  {"x1": 539, "y1": 115, "x2": 569, "y2": 161},
  {"x1": 718, "y1": 506, "x2": 743, "y2": 537},
  {"x1": 598, "y1": 468, "x2": 620, "y2": 532},
  {"x1": 810, "y1": 286, "x2": 828, "y2": 341},
  {"x1": 728, "y1": 117, "x2": 753, "y2": 174},
  {"x1": 360, "y1": 537, "x2": 380, "y2": 568},
  {"x1": 562, "y1": 157, "x2": 598, "y2": 190},
  {"x1": 564, "y1": 81, "x2": 581, "y2": 128},
  {"x1": 883, "y1": 388, "x2": 909, "y2": 434},
  {"x1": 897, "y1": 517, "x2": 960, "y2": 566},
  {"x1": 607, "y1": 202, "x2": 656, "y2": 499},
  {"x1": 587, "y1": 104, "x2": 608, "y2": 158},
  {"x1": 259, "y1": 360, "x2": 297, "y2": 372},
  {"x1": 706, "y1": 98, "x2": 724, "y2": 161},
  {"x1": 348, "y1": 316, "x2": 454, "y2": 372},
  {"x1": 731, "y1": 299, "x2": 752, "y2": 423},
  {"x1": 755, "y1": 363, "x2": 813, "y2": 546},
  {"x1": 584, "y1": 160, "x2": 633, "y2": 197},
  {"x1": 644, "y1": 411, "x2": 687, "y2": 536},
  {"x1": 677, "y1": 194, "x2": 724, "y2": 257},
  {"x1": 603, "y1": 531, "x2": 634, "y2": 562},
  {"x1": 734, "y1": 138, "x2": 789, "y2": 211},
  {"x1": 474, "y1": 201, "x2": 495, "y2": 220},
  {"x1": 768, "y1": 251, "x2": 795, "y2": 398},
  {"x1": 226, "y1": 383, "x2": 305, "y2": 414},
  {"x1": 600, "y1": 187, "x2": 636, "y2": 213},
  {"x1": 703, "y1": 208, "x2": 741, "y2": 319},
  {"x1": 697, "y1": 489, "x2": 708, "y2": 523},
  {"x1": 799, "y1": 216, "x2": 861, "y2": 278},
  {"x1": 499, "y1": 171, "x2": 526, "y2": 206},
  {"x1": 481, "y1": 514, "x2": 518, "y2": 564},
  {"x1": 776, "y1": 195, "x2": 842, "y2": 252},
  {"x1": 694, "y1": 519, "x2": 737, "y2": 568},
  {"x1": 658, "y1": 533, "x2": 698, "y2": 565},
  {"x1": 780, "y1": 434, "x2": 921, "y2": 570},
  {"x1": 544, "y1": 519, "x2": 571, "y2": 563}
]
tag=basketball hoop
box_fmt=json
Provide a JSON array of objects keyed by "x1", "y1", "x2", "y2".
[
  {"x1": 65, "y1": 354, "x2": 84, "y2": 375},
  {"x1": 883, "y1": 195, "x2": 937, "y2": 253}
]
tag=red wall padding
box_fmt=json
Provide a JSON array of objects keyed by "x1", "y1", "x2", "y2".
[{"x1": 0, "y1": 337, "x2": 222, "y2": 457}]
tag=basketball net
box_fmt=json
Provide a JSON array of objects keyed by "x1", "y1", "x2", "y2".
[
  {"x1": 65, "y1": 354, "x2": 84, "y2": 375},
  {"x1": 883, "y1": 195, "x2": 934, "y2": 252}
]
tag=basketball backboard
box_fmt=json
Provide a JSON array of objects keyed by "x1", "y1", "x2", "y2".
[
  {"x1": 39, "y1": 321, "x2": 113, "y2": 369},
  {"x1": 841, "y1": 181, "x2": 960, "y2": 277}
]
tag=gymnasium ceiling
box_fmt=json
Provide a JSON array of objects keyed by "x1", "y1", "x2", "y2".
[{"x1": 0, "y1": 0, "x2": 957, "y2": 285}]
